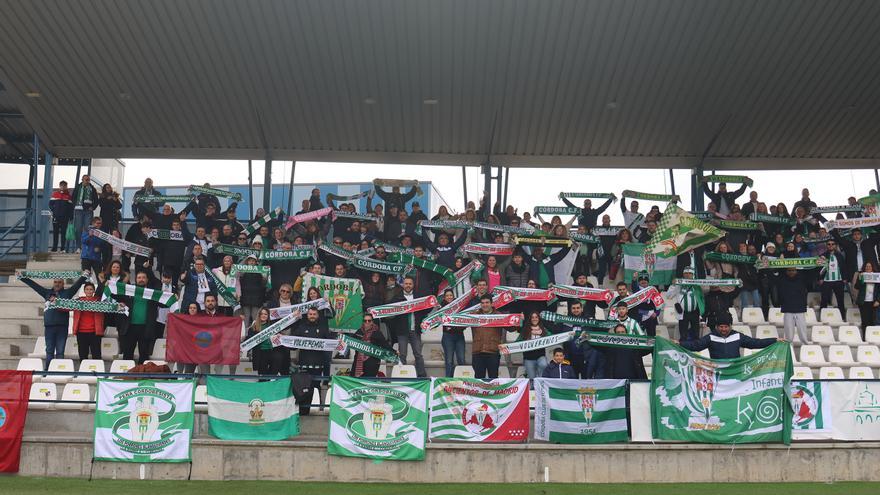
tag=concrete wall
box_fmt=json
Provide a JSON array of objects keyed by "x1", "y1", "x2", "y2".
[{"x1": 18, "y1": 411, "x2": 880, "y2": 483}]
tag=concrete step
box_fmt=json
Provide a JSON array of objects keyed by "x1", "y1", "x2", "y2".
[
  {"x1": 0, "y1": 302, "x2": 43, "y2": 319},
  {"x1": 0, "y1": 323, "x2": 27, "y2": 337},
  {"x1": 24, "y1": 260, "x2": 83, "y2": 271},
  {"x1": 0, "y1": 358, "x2": 20, "y2": 369},
  {"x1": 0, "y1": 336, "x2": 38, "y2": 356},
  {"x1": 0, "y1": 318, "x2": 46, "y2": 336},
  {"x1": 0, "y1": 286, "x2": 45, "y2": 301}
]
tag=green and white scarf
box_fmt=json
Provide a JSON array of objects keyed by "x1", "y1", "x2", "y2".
[
  {"x1": 368, "y1": 295, "x2": 439, "y2": 319},
  {"x1": 327, "y1": 190, "x2": 372, "y2": 202},
  {"x1": 670, "y1": 278, "x2": 742, "y2": 287},
  {"x1": 334, "y1": 211, "x2": 379, "y2": 222},
  {"x1": 472, "y1": 221, "x2": 531, "y2": 236},
  {"x1": 592, "y1": 227, "x2": 623, "y2": 236},
  {"x1": 46, "y1": 298, "x2": 129, "y2": 315},
  {"x1": 393, "y1": 253, "x2": 456, "y2": 286},
  {"x1": 133, "y1": 194, "x2": 192, "y2": 204},
  {"x1": 499, "y1": 331, "x2": 574, "y2": 355},
  {"x1": 715, "y1": 219, "x2": 759, "y2": 231},
  {"x1": 749, "y1": 213, "x2": 794, "y2": 225},
  {"x1": 259, "y1": 247, "x2": 316, "y2": 261},
  {"x1": 147, "y1": 229, "x2": 185, "y2": 241},
  {"x1": 558, "y1": 192, "x2": 616, "y2": 200},
  {"x1": 569, "y1": 232, "x2": 600, "y2": 244},
  {"x1": 349, "y1": 256, "x2": 412, "y2": 276},
  {"x1": 700, "y1": 174, "x2": 753, "y2": 187},
  {"x1": 188, "y1": 185, "x2": 243, "y2": 201},
  {"x1": 242, "y1": 208, "x2": 283, "y2": 236},
  {"x1": 17, "y1": 269, "x2": 83, "y2": 280},
  {"x1": 577, "y1": 331, "x2": 654, "y2": 350},
  {"x1": 240, "y1": 312, "x2": 302, "y2": 352},
  {"x1": 319, "y1": 243, "x2": 358, "y2": 260},
  {"x1": 267, "y1": 299, "x2": 332, "y2": 321},
  {"x1": 271, "y1": 334, "x2": 339, "y2": 352},
  {"x1": 416, "y1": 219, "x2": 471, "y2": 233},
  {"x1": 861, "y1": 273, "x2": 880, "y2": 283},
  {"x1": 621, "y1": 190, "x2": 680, "y2": 202},
  {"x1": 755, "y1": 257, "x2": 821, "y2": 270},
  {"x1": 212, "y1": 243, "x2": 262, "y2": 258},
  {"x1": 690, "y1": 211, "x2": 717, "y2": 220},
  {"x1": 810, "y1": 205, "x2": 863, "y2": 214},
  {"x1": 204, "y1": 269, "x2": 241, "y2": 312},
  {"x1": 461, "y1": 243, "x2": 514, "y2": 256},
  {"x1": 534, "y1": 206, "x2": 581, "y2": 215},
  {"x1": 102, "y1": 282, "x2": 180, "y2": 312},
  {"x1": 230, "y1": 264, "x2": 271, "y2": 277},
  {"x1": 90, "y1": 228, "x2": 152, "y2": 257},
  {"x1": 372, "y1": 240, "x2": 418, "y2": 256},
  {"x1": 704, "y1": 251, "x2": 757, "y2": 264},
  {"x1": 373, "y1": 178, "x2": 419, "y2": 189},
  {"x1": 539, "y1": 311, "x2": 618, "y2": 329},
  {"x1": 338, "y1": 334, "x2": 399, "y2": 363}
]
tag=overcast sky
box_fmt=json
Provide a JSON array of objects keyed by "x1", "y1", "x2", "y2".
[{"x1": 7, "y1": 159, "x2": 878, "y2": 224}]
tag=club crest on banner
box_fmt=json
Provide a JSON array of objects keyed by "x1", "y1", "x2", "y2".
[
  {"x1": 792, "y1": 384, "x2": 820, "y2": 427},
  {"x1": 0, "y1": 405, "x2": 7, "y2": 429},
  {"x1": 110, "y1": 387, "x2": 179, "y2": 455},
  {"x1": 685, "y1": 360, "x2": 721, "y2": 430},
  {"x1": 248, "y1": 398, "x2": 265, "y2": 424},
  {"x1": 343, "y1": 386, "x2": 415, "y2": 451},
  {"x1": 461, "y1": 401, "x2": 498, "y2": 435},
  {"x1": 577, "y1": 386, "x2": 598, "y2": 430},
  {"x1": 193, "y1": 331, "x2": 213, "y2": 349}
]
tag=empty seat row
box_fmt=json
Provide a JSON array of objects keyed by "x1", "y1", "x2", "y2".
[
  {"x1": 793, "y1": 366, "x2": 875, "y2": 380},
  {"x1": 797, "y1": 345, "x2": 880, "y2": 366},
  {"x1": 27, "y1": 338, "x2": 168, "y2": 361}
]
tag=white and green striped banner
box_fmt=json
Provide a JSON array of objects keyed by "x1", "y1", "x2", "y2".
[
  {"x1": 93, "y1": 379, "x2": 195, "y2": 463},
  {"x1": 102, "y1": 282, "x2": 180, "y2": 313},
  {"x1": 328, "y1": 376, "x2": 430, "y2": 461},
  {"x1": 206, "y1": 376, "x2": 299, "y2": 441},
  {"x1": 429, "y1": 378, "x2": 530, "y2": 442},
  {"x1": 533, "y1": 378, "x2": 629, "y2": 444}
]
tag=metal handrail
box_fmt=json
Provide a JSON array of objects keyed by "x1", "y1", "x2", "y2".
[{"x1": 0, "y1": 213, "x2": 28, "y2": 258}]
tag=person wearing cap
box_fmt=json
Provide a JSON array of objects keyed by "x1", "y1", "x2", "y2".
[
  {"x1": 679, "y1": 313, "x2": 781, "y2": 359},
  {"x1": 409, "y1": 201, "x2": 427, "y2": 224},
  {"x1": 664, "y1": 267, "x2": 704, "y2": 341}
]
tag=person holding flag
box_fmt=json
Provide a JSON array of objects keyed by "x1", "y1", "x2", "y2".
[{"x1": 678, "y1": 313, "x2": 782, "y2": 359}]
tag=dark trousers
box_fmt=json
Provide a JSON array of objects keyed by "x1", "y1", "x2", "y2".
[
  {"x1": 678, "y1": 310, "x2": 701, "y2": 341},
  {"x1": 820, "y1": 281, "x2": 846, "y2": 319},
  {"x1": 472, "y1": 353, "x2": 500, "y2": 379},
  {"x1": 859, "y1": 302, "x2": 876, "y2": 338},
  {"x1": 52, "y1": 220, "x2": 69, "y2": 251},
  {"x1": 268, "y1": 348, "x2": 291, "y2": 376},
  {"x1": 121, "y1": 323, "x2": 151, "y2": 363},
  {"x1": 44, "y1": 325, "x2": 68, "y2": 368},
  {"x1": 584, "y1": 346, "x2": 605, "y2": 379},
  {"x1": 81, "y1": 258, "x2": 102, "y2": 273},
  {"x1": 76, "y1": 332, "x2": 102, "y2": 360}
]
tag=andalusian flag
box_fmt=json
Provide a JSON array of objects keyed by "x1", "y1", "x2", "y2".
[
  {"x1": 328, "y1": 376, "x2": 429, "y2": 461},
  {"x1": 302, "y1": 274, "x2": 364, "y2": 333},
  {"x1": 429, "y1": 378, "x2": 530, "y2": 442},
  {"x1": 646, "y1": 203, "x2": 724, "y2": 258},
  {"x1": 533, "y1": 378, "x2": 629, "y2": 444},
  {"x1": 650, "y1": 338, "x2": 793, "y2": 444},
  {"x1": 623, "y1": 243, "x2": 676, "y2": 286},
  {"x1": 206, "y1": 377, "x2": 299, "y2": 441}
]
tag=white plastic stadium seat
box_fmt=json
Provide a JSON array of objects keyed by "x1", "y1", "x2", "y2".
[
  {"x1": 594, "y1": 307, "x2": 606, "y2": 320},
  {"x1": 63, "y1": 339, "x2": 80, "y2": 359},
  {"x1": 755, "y1": 325, "x2": 779, "y2": 339},
  {"x1": 732, "y1": 325, "x2": 751, "y2": 337},
  {"x1": 810, "y1": 325, "x2": 835, "y2": 344},
  {"x1": 819, "y1": 308, "x2": 844, "y2": 326},
  {"x1": 642, "y1": 354, "x2": 653, "y2": 367},
  {"x1": 727, "y1": 308, "x2": 739, "y2": 323},
  {"x1": 74, "y1": 359, "x2": 105, "y2": 384},
  {"x1": 28, "y1": 337, "x2": 47, "y2": 358},
  {"x1": 391, "y1": 365, "x2": 417, "y2": 378},
  {"x1": 867, "y1": 326, "x2": 880, "y2": 344},
  {"x1": 28, "y1": 382, "x2": 57, "y2": 410},
  {"x1": 827, "y1": 345, "x2": 855, "y2": 365},
  {"x1": 805, "y1": 309, "x2": 818, "y2": 324},
  {"x1": 799, "y1": 345, "x2": 826, "y2": 367},
  {"x1": 45, "y1": 359, "x2": 74, "y2": 384},
  {"x1": 422, "y1": 326, "x2": 442, "y2": 343},
  {"x1": 838, "y1": 326, "x2": 864, "y2": 344},
  {"x1": 194, "y1": 385, "x2": 208, "y2": 412},
  {"x1": 742, "y1": 348, "x2": 756, "y2": 357},
  {"x1": 849, "y1": 366, "x2": 875, "y2": 379},
  {"x1": 101, "y1": 339, "x2": 119, "y2": 360},
  {"x1": 56, "y1": 383, "x2": 91, "y2": 411},
  {"x1": 497, "y1": 366, "x2": 511, "y2": 378},
  {"x1": 17, "y1": 357, "x2": 43, "y2": 373},
  {"x1": 846, "y1": 307, "x2": 861, "y2": 325},
  {"x1": 453, "y1": 365, "x2": 475, "y2": 378},
  {"x1": 741, "y1": 307, "x2": 766, "y2": 325},
  {"x1": 792, "y1": 367, "x2": 813, "y2": 380},
  {"x1": 661, "y1": 307, "x2": 678, "y2": 325},
  {"x1": 857, "y1": 345, "x2": 880, "y2": 366},
  {"x1": 109, "y1": 359, "x2": 135, "y2": 374},
  {"x1": 819, "y1": 366, "x2": 844, "y2": 380},
  {"x1": 654, "y1": 325, "x2": 670, "y2": 339},
  {"x1": 329, "y1": 364, "x2": 351, "y2": 376},
  {"x1": 768, "y1": 308, "x2": 784, "y2": 326},
  {"x1": 152, "y1": 339, "x2": 167, "y2": 360}
]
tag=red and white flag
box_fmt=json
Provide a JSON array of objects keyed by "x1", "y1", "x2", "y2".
[
  {"x1": 429, "y1": 378, "x2": 530, "y2": 442},
  {"x1": 0, "y1": 370, "x2": 32, "y2": 473}
]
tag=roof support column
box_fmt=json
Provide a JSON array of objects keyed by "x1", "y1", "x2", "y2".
[
  {"x1": 668, "y1": 169, "x2": 676, "y2": 196},
  {"x1": 247, "y1": 160, "x2": 254, "y2": 220},
  {"x1": 482, "y1": 162, "x2": 491, "y2": 215},
  {"x1": 287, "y1": 161, "x2": 296, "y2": 217},
  {"x1": 691, "y1": 165, "x2": 704, "y2": 212},
  {"x1": 874, "y1": 168, "x2": 879, "y2": 191},
  {"x1": 503, "y1": 167, "x2": 510, "y2": 208},
  {"x1": 496, "y1": 165, "x2": 503, "y2": 212},
  {"x1": 263, "y1": 158, "x2": 272, "y2": 212},
  {"x1": 461, "y1": 166, "x2": 468, "y2": 210},
  {"x1": 40, "y1": 150, "x2": 54, "y2": 251}
]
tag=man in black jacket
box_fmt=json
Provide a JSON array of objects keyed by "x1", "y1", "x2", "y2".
[
  {"x1": 386, "y1": 276, "x2": 430, "y2": 377},
  {"x1": 701, "y1": 182, "x2": 747, "y2": 216},
  {"x1": 777, "y1": 267, "x2": 813, "y2": 343},
  {"x1": 560, "y1": 196, "x2": 615, "y2": 229},
  {"x1": 832, "y1": 228, "x2": 878, "y2": 281},
  {"x1": 291, "y1": 307, "x2": 332, "y2": 415},
  {"x1": 116, "y1": 270, "x2": 162, "y2": 364},
  {"x1": 679, "y1": 314, "x2": 781, "y2": 359}
]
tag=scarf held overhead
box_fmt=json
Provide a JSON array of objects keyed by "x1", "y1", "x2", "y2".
[
  {"x1": 284, "y1": 207, "x2": 336, "y2": 229},
  {"x1": 499, "y1": 331, "x2": 574, "y2": 355},
  {"x1": 442, "y1": 313, "x2": 524, "y2": 328},
  {"x1": 368, "y1": 295, "x2": 439, "y2": 319},
  {"x1": 90, "y1": 229, "x2": 152, "y2": 257},
  {"x1": 188, "y1": 185, "x2": 242, "y2": 201}
]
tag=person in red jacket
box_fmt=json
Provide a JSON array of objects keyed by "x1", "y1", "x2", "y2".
[{"x1": 69, "y1": 282, "x2": 105, "y2": 360}]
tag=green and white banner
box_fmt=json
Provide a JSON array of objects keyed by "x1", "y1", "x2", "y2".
[
  {"x1": 533, "y1": 379, "x2": 629, "y2": 444},
  {"x1": 623, "y1": 243, "x2": 676, "y2": 286},
  {"x1": 16, "y1": 269, "x2": 83, "y2": 280},
  {"x1": 534, "y1": 206, "x2": 581, "y2": 215},
  {"x1": 700, "y1": 174, "x2": 753, "y2": 187},
  {"x1": 645, "y1": 203, "x2": 725, "y2": 259},
  {"x1": 749, "y1": 213, "x2": 794, "y2": 225},
  {"x1": 206, "y1": 376, "x2": 299, "y2": 441},
  {"x1": 94, "y1": 379, "x2": 195, "y2": 463},
  {"x1": 650, "y1": 338, "x2": 792, "y2": 444},
  {"x1": 90, "y1": 228, "x2": 153, "y2": 257},
  {"x1": 559, "y1": 192, "x2": 616, "y2": 200},
  {"x1": 621, "y1": 190, "x2": 680, "y2": 203},
  {"x1": 826, "y1": 381, "x2": 880, "y2": 441},
  {"x1": 429, "y1": 378, "x2": 530, "y2": 442},
  {"x1": 303, "y1": 274, "x2": 364, "y2": 333},
  {"x1": 188, "y1": 185, "x2": 242, "y2": 201},
  {"x1": 755, "y1": 257, "x2": 821, "y2": 270},
  {"x1": 499, "y1": 331, "x2": 574, "y2": 355},
  {"x1": 328, "y1": 376, "x2": 430, "y2": 461},
  {"x1": 791, "y1": 381, "x2": 832, "y2": 440}
]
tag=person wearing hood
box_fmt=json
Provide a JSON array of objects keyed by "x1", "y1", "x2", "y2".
[{"x1": 679, "y1": 314, "x2": 781, "y2": 359}]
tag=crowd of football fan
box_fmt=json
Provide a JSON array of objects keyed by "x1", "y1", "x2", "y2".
[{"x1": 28, "y1": 175, "x2": 880, "y2": 381}]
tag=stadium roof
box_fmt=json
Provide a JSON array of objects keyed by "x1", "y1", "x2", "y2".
[{"x1": 1, "y1": 0, "x2": 880, "y2": 169}]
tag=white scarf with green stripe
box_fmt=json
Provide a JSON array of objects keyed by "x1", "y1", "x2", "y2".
[{"x1": 102, "y1": 282, "x2": 180, "y2": 313}]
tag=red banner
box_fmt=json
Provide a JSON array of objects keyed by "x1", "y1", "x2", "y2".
[
  {"x1": 0, "y1": 370, "x2": 32, "y2": 473},
  {"x1": 166, "y1": 314, "x2": 243, "y2": 365}
]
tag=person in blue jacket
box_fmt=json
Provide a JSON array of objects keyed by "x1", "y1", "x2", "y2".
[
  {"x1": 20, "y1": 272, "x2": 87, "y2": 369},
  {"x1": 80, "y1": 217, "x2": 104, "y2": 273},
  {"x1": 541, "y1": 348, "x2": 576, "y2": 378},
  {"x1": 678, "y1": 313, "x2": 782, "y2": 359}
]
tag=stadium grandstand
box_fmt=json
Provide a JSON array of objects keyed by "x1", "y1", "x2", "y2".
[{"x1": 1, "y1": 0, "x2": 880, "y2": 491}]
